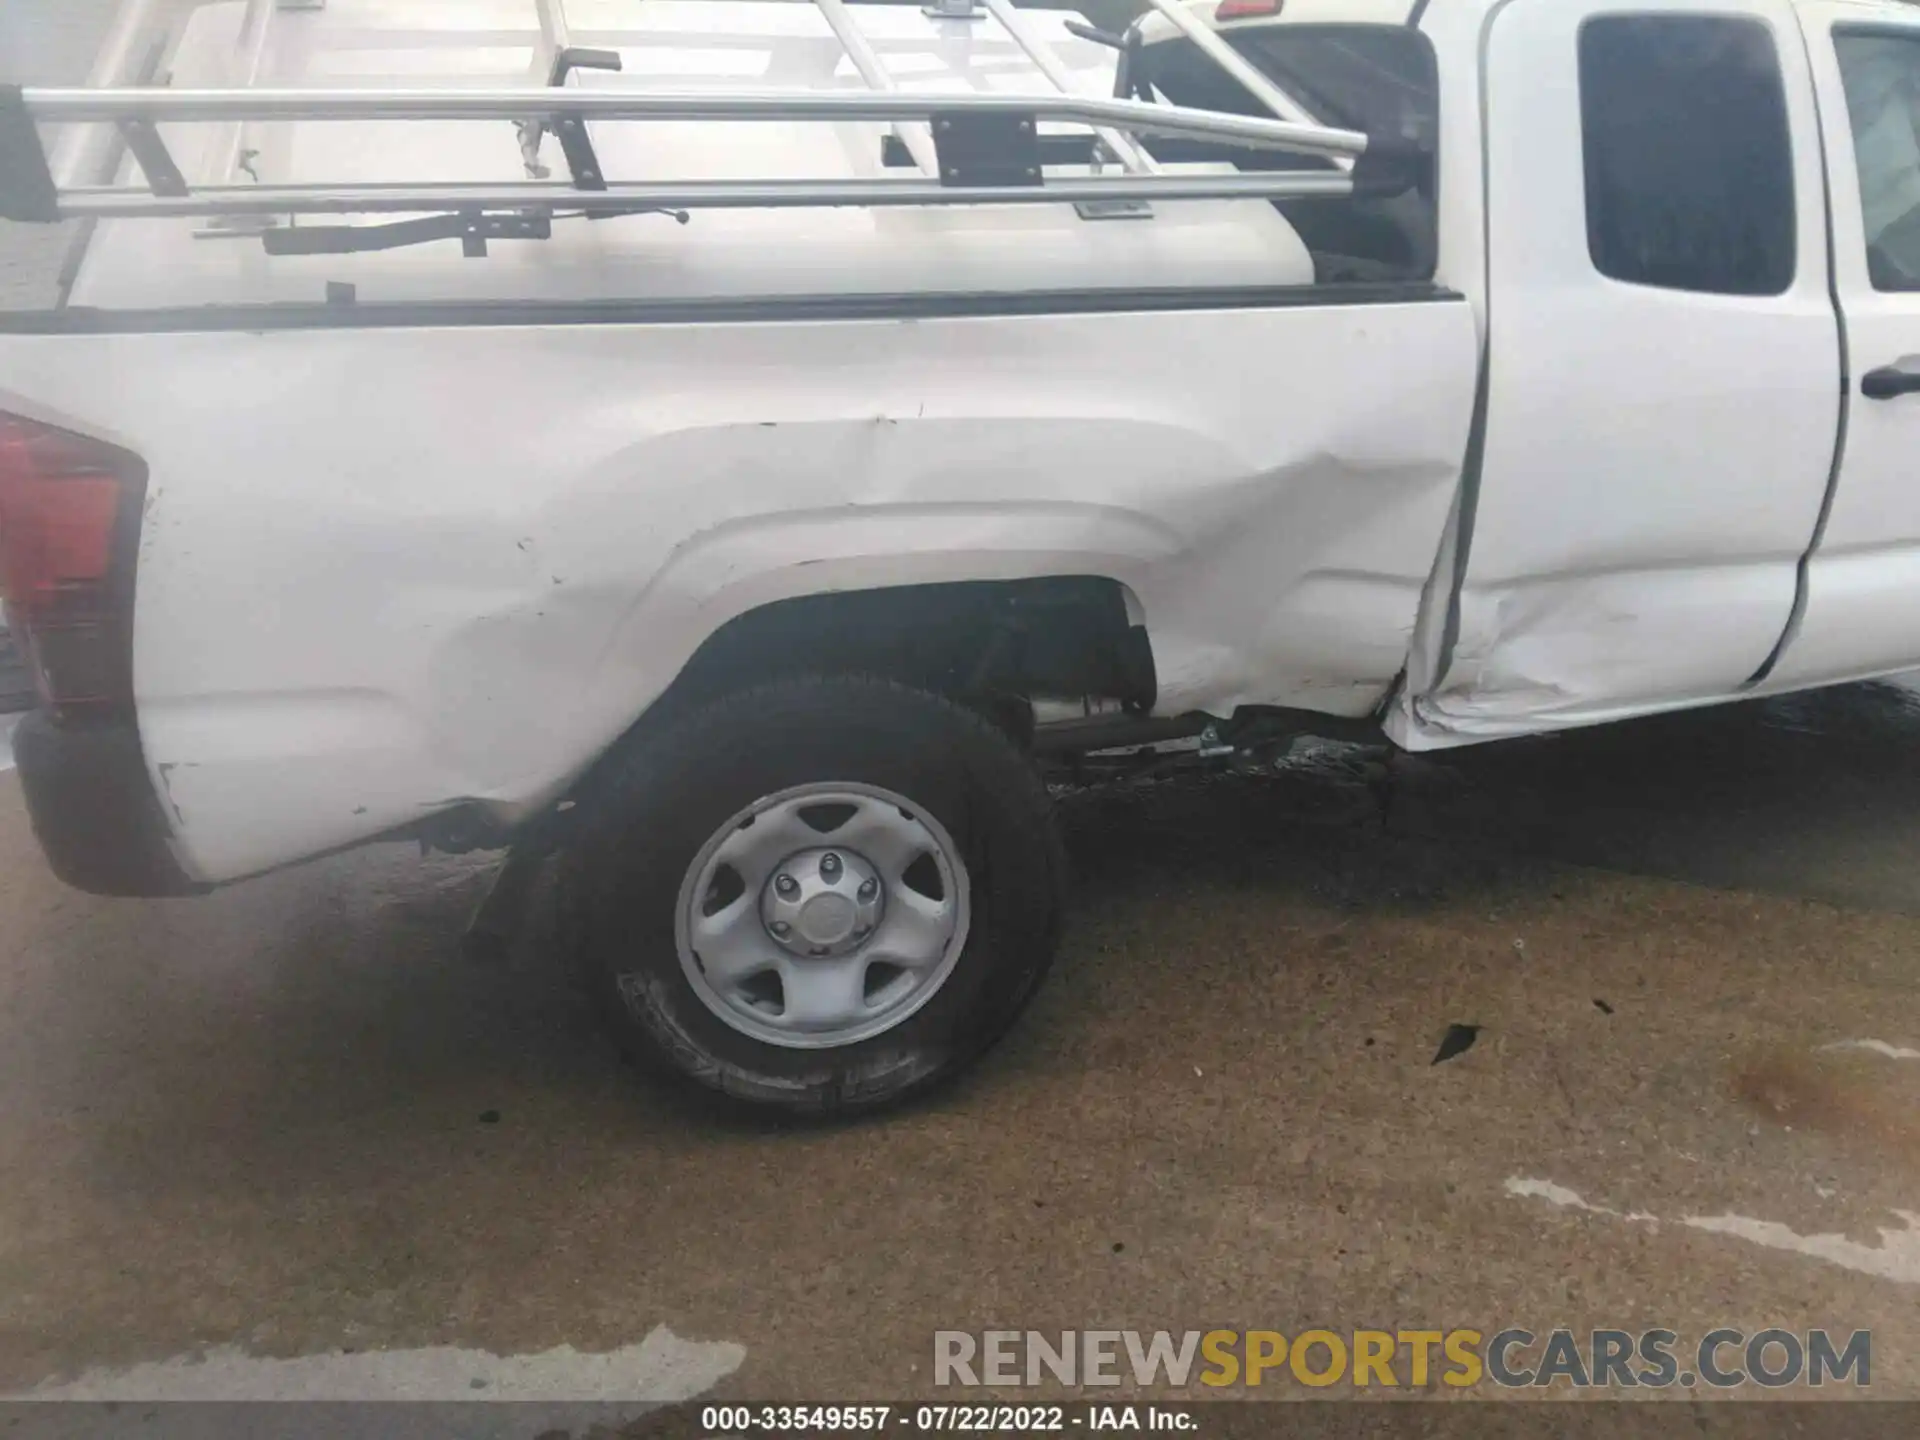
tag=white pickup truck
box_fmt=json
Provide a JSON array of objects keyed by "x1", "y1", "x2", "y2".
[{"x1": 3, "y1": 0, "x2": 1919, "y2": 1112}]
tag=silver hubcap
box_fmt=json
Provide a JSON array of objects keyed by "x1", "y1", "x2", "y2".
[{"x1": 672, "y1": 782, "x2": 970, "y2": 1049}]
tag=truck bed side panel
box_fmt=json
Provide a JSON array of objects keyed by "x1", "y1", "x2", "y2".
[{"x1": 0, "y1": 297, "x2": 1476, "y2": 881}]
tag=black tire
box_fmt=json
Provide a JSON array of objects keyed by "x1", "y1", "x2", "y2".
[
  {"x1": 0, "y1": 627, "x2": 33, "y2": 716},
  {"x1": 560, "y1": 675, "x2": 1065, "y2": 1116}
]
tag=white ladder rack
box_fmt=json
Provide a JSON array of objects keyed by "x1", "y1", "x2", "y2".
[{"x1": 0, "y1": 0, "x2": 1370, "y2": 242}]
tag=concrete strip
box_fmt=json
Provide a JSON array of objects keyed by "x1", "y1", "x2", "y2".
[
  {"x1": 1502, "y1": 1178, "x2": 1660, "y2": 1225},
  {"x1": 1683, "y1": 1212, "x2": 1920, "y2": 1288},
  {"x1": 9, "y1": 1325, "x2": 744, "y2": 1401},
  {"x1": 1821, "y1": 1039, "x2": 1920, "y2": 1062},
  {"x1": 1509, "y1": 1178, "x2": 1920, "y2": 1287}
]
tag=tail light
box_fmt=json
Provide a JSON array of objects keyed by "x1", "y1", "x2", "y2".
[
  {"x1": 1215, "y1": 0, "x2": 1284, "y2": 18},
  {"x1": 0, "y1": 411, "x2": 144, "y2": 712}
]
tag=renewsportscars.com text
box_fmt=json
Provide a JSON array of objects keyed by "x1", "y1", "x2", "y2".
[{"x1": 933, "y1": 1328, "x2": 1871, "y2": 1390}]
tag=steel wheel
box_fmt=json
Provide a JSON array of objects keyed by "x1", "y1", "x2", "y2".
[
  {"x1": 672, "y1": 781, "x2": 970, "y2": 1049},
  {"x1": 566, "y1": 676, "x2": 1063, "y2": 1115}
]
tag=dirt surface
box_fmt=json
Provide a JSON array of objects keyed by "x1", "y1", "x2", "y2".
[{"x1": 2, "y1": 684, "x2": 1920, "y2": 1418}]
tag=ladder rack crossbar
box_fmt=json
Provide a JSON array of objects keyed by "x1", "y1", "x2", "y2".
[
  {"x1": 46, "y1": 0, "x2": 170, "y2": 189},
  {"x1": 61, "y1": 169, "x2": 1356, "y2": 219},
  {"x1": 812, "y1": 0, "x2": 939, "y2": 177},
  {"x1": 535, "y1": 0, "x2": 574, "y2": 60},
  {"x1": 978, "y1": 0, "x2": 1154, "y2": 176},
  {"x1": 1137, "y1": 0, "x2": 1354, "y2": 174},
  {"x1": 22, "y1": 87, "x2": 1365, "y2": 156},
  {"x1": 218, "y1": 0, "x2": 280, "y2": 187}
]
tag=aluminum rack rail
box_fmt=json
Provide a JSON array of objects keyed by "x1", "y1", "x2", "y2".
[{"x1": 0, "y1": 0, "x2": 1370, "y2": 247}]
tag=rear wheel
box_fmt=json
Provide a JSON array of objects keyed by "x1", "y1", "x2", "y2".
[
  {"x1": 0, "y1": 627, "x2": 33, "y2": 715},
  {"x1": 562, "y1": 676, "x2": 1064, "y2": 1115}
]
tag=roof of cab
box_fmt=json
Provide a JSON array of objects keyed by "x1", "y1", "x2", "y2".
[
  {"x1": 1151, "y1": 0, "x2": 1920, "y2": 30},
  {"x1": 1140, "y1": 0, "x2": 1420, "y2": 41}
]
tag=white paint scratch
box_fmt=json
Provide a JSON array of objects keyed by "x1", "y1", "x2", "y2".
[
  {"x1": 1820, "y1": 1039, "x2": 1920, "y2": 1062},
  {"x1": 1507, "y1": 1177, "x2": 1920, "y2": 1287},
  {"x1": 10, "y1": 1325, "x2": 745, "y2": 1402}
]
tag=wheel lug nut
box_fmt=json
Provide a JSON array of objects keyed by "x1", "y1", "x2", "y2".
[
  {"x1": 769, "y1": 920, "x2": 791, "y2": 938},
  {"x1": 774, "y1": 874, "x2": 798, "y2": 898},
  {"x1": 857, "y1": 878, "x2": 878, "y2": 901},
  {"x1": 820, "y1": 853, "x2": 841, "y2": 880}
]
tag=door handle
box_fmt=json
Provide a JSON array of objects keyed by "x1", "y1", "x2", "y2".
[{"x1": 1862, "y1": 361, "x2": 1920, "y2": 399}]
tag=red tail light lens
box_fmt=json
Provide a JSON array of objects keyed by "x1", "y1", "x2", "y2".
[
  {"x1": 0, "y1": 412, "x2": 143, "y2": 711},
  {"x1": 1215, "y1": 0, "x2": 1283, "y2": 18}
]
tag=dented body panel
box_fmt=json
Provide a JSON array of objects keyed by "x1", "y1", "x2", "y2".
[
  {"x1": 1394, "y1": 0, "x2": 1846, "y2": 747},
  {"x1": 0, "y1": 299, "x2": 1476, "y2": 881}
]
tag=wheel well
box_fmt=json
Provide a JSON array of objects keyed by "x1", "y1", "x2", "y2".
[
  {"x1": 530, "y1": 578, "x2": 1155, "y2": 842},
  {"x1": 651, "y1": 576, "x2": 1153, "y2": 732}
]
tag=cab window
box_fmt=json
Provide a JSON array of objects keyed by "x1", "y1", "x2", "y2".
[
  {"x1": 1578, "y1": 15, "x2": 1796, "y2": 296},
  {"x1": 1835, "y1": 28, "x2": 1920, "y2": 291},
  {"x1": 1139, "y1": 24, "x2": 1439, "y2": 285}
]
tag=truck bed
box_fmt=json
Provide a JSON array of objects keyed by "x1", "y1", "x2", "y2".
[
  {"x1": 65, "y1": 0, "x2": 1317, "y2": 309},
  {"x1": 0, "y1": 0, "x2": 1471, "y2": 894}
]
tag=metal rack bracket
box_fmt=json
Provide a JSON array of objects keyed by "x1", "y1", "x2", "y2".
[
  {"x1": 932, "y1": 112, "x2": 1041, "y2": 188},
  {"x1": 541, "y1": 46, "x2": 624, "y2": 189},
  {"x1": 0, "y1": 86, "x2": 59, "y2": 223}
]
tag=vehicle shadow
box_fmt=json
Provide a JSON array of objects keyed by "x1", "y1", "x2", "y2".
[
  {"x1": 1057, "y1": 675, "x2": 1920, "y2": 916},
  {"x1": 1396, "y1": 676, "x2": 1920, "y2": 914}
]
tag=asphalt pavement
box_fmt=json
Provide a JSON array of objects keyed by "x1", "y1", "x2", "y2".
[{"x1": 6, "y1": 708, "x2": 1920, "y2": 1418}]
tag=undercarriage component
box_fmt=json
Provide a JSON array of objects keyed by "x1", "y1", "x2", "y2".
[{"x1": 1034, "y1": 705, "x2": 1388, "y2": 784}]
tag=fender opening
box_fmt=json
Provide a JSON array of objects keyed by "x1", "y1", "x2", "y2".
[
  {"x1": 459, "y1": 577, "x2": 1157, "y2": 956},
  {"x1": 647, "y1": 576, "x2": 1158, "y2": 746}
]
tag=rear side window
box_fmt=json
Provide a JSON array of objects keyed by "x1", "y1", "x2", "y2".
[
  {"x1": 1833, "y1": 29, "x2": 1920, "y2": 291},
  {"x1": 1578, "y1": 15, "x2": 1795, "y2": 295},
  {"x1": 1141, "y1": 24, "x2": 1439, "y2": 285}
]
